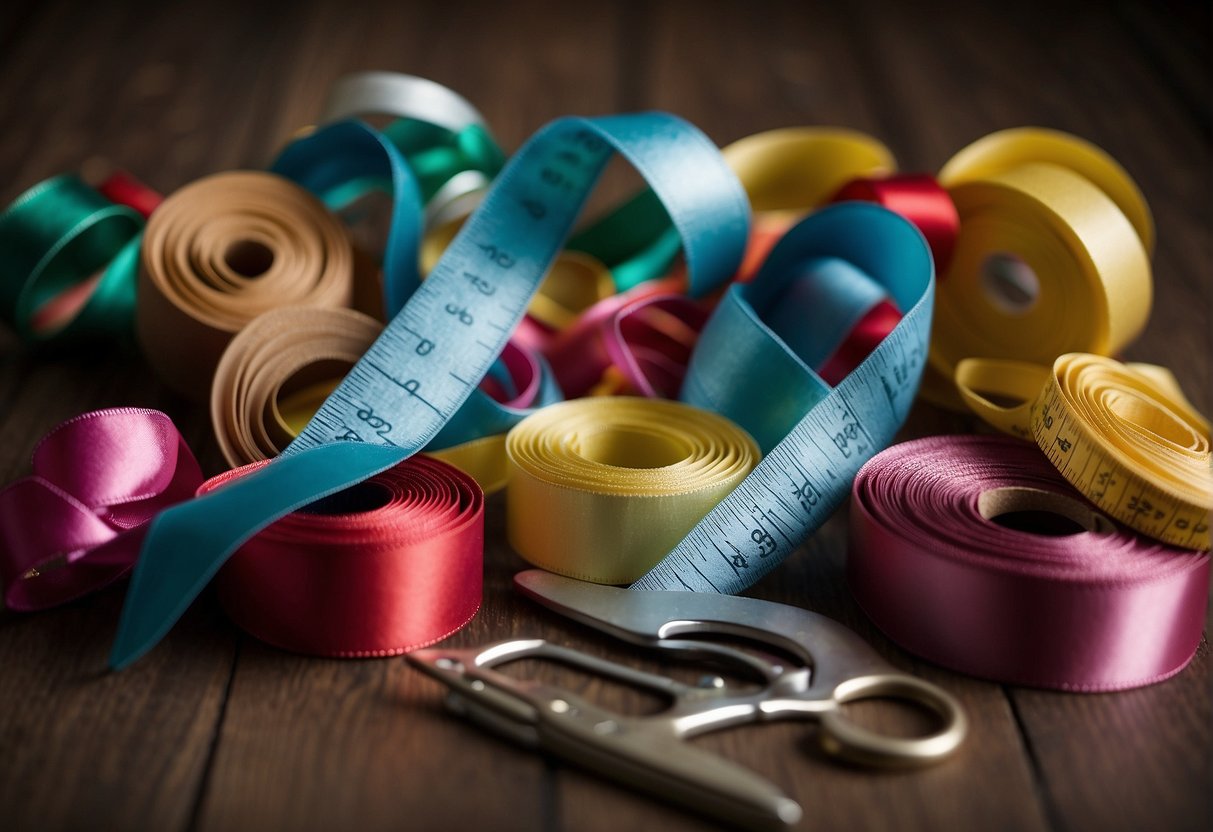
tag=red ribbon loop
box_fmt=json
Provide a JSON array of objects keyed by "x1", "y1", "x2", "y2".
[{"x1": 832, "y1": 173, "x2": 959, "y2": 273}]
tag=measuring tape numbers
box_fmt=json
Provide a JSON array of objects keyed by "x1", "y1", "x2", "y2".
[
  {"x1": 634, "y1": 202, "x2": 934, "y2": 593},
  {"x1": 108, "y1": 112, "x2": 750, "y2": 668}
]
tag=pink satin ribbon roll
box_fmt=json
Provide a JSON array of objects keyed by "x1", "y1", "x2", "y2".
[
  {"x1": 0, "y1": 409, "x2": 202, "y2": 611},
  {"x1": 848, "y1": 435, "x2": 1210, "y2": 691},
  {"x1": 200, "y1": 455, "x2": 484, "y2": 657}
]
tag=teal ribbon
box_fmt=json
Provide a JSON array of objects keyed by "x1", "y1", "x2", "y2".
[
  {"x1": 0, "y1": 175, "x2": 143, "y2": 346},
  {"x1": 110, "y1": 112, "x2": 750, "y2": 669},
  {"x1": 636, "y1": 202, "x2": 934, "y2": 592}
]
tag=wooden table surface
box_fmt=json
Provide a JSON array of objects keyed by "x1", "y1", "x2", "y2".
[{"x1": 1, "y1": 1, "x2": 1209, "y2": 830}]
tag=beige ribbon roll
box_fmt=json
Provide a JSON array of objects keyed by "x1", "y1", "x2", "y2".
[
  {"x1": 137, "y1": 171, "x2": 354, "y2": 399},
  {"x1": 211, "y1": 306, "x2": 381, "y2": 468}
]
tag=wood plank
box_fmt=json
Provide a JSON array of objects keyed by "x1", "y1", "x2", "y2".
[{"x1": 0, "y1": 1, "x2": 310, "y2": 829}]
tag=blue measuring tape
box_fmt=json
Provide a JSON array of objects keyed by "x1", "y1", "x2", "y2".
[
  {"x1": 639, "y1": 202, "x2": 934, "y2": 591},
  {"x1": 110, "y1": 112, "x2": 750, "y2": 668}
]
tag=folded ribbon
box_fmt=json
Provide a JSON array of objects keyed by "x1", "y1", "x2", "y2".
[
  {"x1": 831, "y1": 173, "x2": 958, "y2": 273},
  {"x1": 848, "y1": 435, "x2": 1210, "y2": 691},
  {"x1": 0, "y1": 409, "x2": 202, "y2": 610},
  {"x1": 0, "y1": 175, "x2": 143, "y2": 344},
  {"x1": 201, "y1": 455, "x2": 483, "y2": 657}
]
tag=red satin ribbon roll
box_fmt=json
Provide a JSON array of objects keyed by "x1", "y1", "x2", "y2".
[
  {"x1": 199, "y1": 456, "x2": 484, "y2": 657},
  {"x1": 832, "y1": 173, "x2": 959, "y2": 273},
  {"x1": 848, "y1": 435, "x2": 1210, "y2": 691}
]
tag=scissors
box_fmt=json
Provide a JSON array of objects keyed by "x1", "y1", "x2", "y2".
[{"x1": 408, "y1": 570, "x2": 967, "y2": 831}]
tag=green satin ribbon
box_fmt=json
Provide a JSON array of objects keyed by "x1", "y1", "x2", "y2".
[
  {"x1": 382, "y1": 119, "x2": 505, "y2": 202},
  {"x1": 0, "y1": 175, "x2": 143, "y2": 346},
  {"x1": 568, "y1": 188, "x2": 682, "y2": 293},
  {"x1": 325, "y1": 120, "x2": 507, "y2": 212}
]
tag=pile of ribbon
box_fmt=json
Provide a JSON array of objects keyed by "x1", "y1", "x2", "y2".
[{"x1": 0, "y1": 71, "x2": 1207, "y2": 692}]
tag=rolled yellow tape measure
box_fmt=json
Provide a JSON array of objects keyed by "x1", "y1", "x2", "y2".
[
  {"x1": 959, "y1": 353, "x2": 1211, "y2": 550},
  {"x1": 505, "y1": 398, "x2": 760, "y2": 583},
  {"x1": 922, "y1": 128, "x2": 1153, "y2": 410}
]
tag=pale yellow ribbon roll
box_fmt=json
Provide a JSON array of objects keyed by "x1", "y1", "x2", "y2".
[
  {"x1": 506, "y1": 398, "x2": 760, "y2": 583},
  {"x1": 137, "y1": 171, "x2": 354, "y2": 400},
  {"x1": 921, "y1": 128, "x2": 1153, "y2": 410}
]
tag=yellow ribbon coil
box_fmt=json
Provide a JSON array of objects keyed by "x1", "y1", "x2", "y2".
[
  {"x1": 137, "y1": 171, "x2": 354, "y2": 399},
  {"x1": 722, "y1": 127, "x2": 896, "y2": 214},
  {"x1": 506, "y1": 398, "x2": 760, "y2": 583},
  {"x1": 960, "y1": 353, "x2": 1211, "y2": 550},
  {"x1": 923, "y1": 128, "x2": 1153, "y2": 409}
]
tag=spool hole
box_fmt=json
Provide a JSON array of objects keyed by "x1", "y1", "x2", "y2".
[
  {"x1": 300, "y1": 481, "x2": 393, "y2": 515},
  {"x1": 978, "y1": 486, "x2": 1113, "y2": 536},
  {"x1": 981, "y1": 253, "x2": 1039, "y2": 314},
  {"x1": 224, "y1": 239, "x2": 275, "y2": 278},
  {"x1": 577, "y1": 428, "x2": 686, "y2": 468}
]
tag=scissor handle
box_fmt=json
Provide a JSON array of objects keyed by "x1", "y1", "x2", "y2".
[{"x1": 817, "y1": 673, "x2": 967, "y2": 767}]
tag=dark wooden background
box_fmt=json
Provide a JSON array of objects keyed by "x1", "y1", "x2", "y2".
[{"x1": 1, "y1": 1, "x2": 1209, "y2": 830}]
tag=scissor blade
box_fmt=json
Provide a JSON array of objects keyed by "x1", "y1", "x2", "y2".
[
  {"x1": 516, "y1": 569, "x2": 720, "y2": 643},
  {"x1": 514, "y1": 570, "x2": 891, "y2": 678},
  {"x1": 536, "y1": 702, "x2": 802, "y2": 831}
]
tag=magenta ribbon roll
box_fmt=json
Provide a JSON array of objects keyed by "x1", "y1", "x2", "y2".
[
  {"x1": 0, "y1": 408, "x2": 202, "y2": 611},
  {"x1": 848, "y1": 435, "x2": 1210, "y2": 691}
]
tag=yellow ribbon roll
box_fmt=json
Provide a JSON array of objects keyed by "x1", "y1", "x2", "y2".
[
  {"x1": 505, "y1": 398, "x2": 760, "y2": 583},
  {"x1": 137, "y1": 171, "x2": 354, "y2": 400},
  {"x1": 722, "y1": 128, "x2": 896, "y2": 214},
  {"x1": 959, "y1": 353, "x2": 1211, "y2": 550},
  {"x1": 923, "y1": 128, "x2": 1153, "y2": 409}
]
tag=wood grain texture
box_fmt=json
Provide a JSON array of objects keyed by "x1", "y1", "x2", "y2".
[{"x1": 0, "y1": 1, "x2": 1208, "y2": 831}]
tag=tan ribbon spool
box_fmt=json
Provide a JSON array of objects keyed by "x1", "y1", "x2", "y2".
[
  {"x1": 211, "y1": 306, "x2": 382, "y2": 468},
  {"x1": 137, "y1": 171, "x2": 354, "y2": 400}
]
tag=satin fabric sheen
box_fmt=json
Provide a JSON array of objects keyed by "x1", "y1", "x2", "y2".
[
  {"x1": 848, "y1": 435, "x2": 1210, "y2": 691},
  {"x1": 201, "y1": 456, "x2": 483, "y2": 657},
  {"x1": 0, "y1": 409, "x2": 201, "y2": 610}
]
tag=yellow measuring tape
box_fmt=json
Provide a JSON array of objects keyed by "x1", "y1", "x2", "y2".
[
  {"x1": 505, "y1": 398, "x2": 760, "y2": 583},
  {"x1": 921, "y1": 128, "x2": 1154, "y2": 410},
  {"x1": 959, "y1": 353, "x2": 1211, "y2": 550}
]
